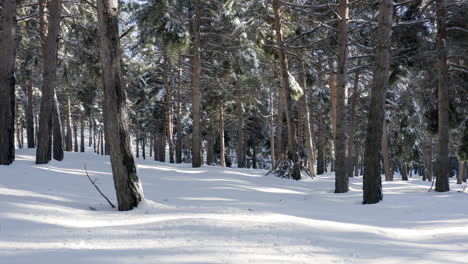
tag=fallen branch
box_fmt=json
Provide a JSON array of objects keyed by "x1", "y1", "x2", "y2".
[{"x1": 84, "y1": 163, "x2": 115, "y2": 208}]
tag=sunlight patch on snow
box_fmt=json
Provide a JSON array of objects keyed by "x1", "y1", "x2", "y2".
[
  {"x1": 179, "y1": 197, "x2": 238, "y2": 201},
  {"x1": 138, "y1": 164, "x2": 205, "y2": 174},
  {"x1": 223, "y1": 170, "x2": 262, "y2": 177},
  {"x1": 0, "y1": 187, "x2": 71, "y2": 202}
]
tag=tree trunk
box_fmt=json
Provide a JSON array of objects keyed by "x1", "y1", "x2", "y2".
[
  {"x1": 347, "y1": 70, "x2": 359, "y2": 178},
  {"x1": 317, "y1": 110, "x2": 325, "y2": 175},
  {"x1": 88, "y1": 119, "x2": 93, "y2": 147},
  {"x1": 462, "y1": 162, "x2": 467, "y2": 183},
  {"x1": 207, "y1": 122, "x2": 214, "y2": 165},
  {"x1": 52, "y1": 91, "x2": 64, "y2": 160},
  {"x1": 334, "y1": 0, "x2": 349, "y2": 193},
  {"x1": 401, "y1": 162, "x2": 408, "y2": 181},
  {"x1": 354, "y1": 143, "x2": 360, "y2": 176},
  {"x1": 0, "y1": 0, "x2": 17, "y2": 165},
  {"x1": 100, "y1": 128, "x2": 104, "y2": 155},
  {"x1": 190, "y1": 0, "x2": 202, "y2": 168},
  {"x1": 176, "y1": 54, "x2": 183, "y2": 163},
  {"x1": 269, "y1": 86, "x2": 276, "y2": 167},
  {"x1": 26, "y1": 79, "x2": 35, "y2": 148},
  {"x1": 237, "y1": 103, "x2": 245, "y2": 168},
  {"x1": 298, "y1": 59, "x2": 315, "y2": 177},
  {"x1": 142, "y1": 135, "x2": 146, "y2": 160},
  {"x1": 435, "y1": 0, "x2": 450, "y2": 192},
  {"x1": 97, "y1": 0, "x2": 144, "y2": 211},
  {"x1": 363, "y1": 0, "x2": 393, "y2": 204},
  {"x1": 382, "y1": 121, "x2": 393, "y2": 181},
  {"x1": 73, "y1": 120, "x2": 78, "y2": 152},
  {"x1": 65, "y1": 96, "x2": 73, "y2": 151},
  {"x1": 149, "y1": 135, "x2": 153, "y2": 158},
  {"x1": 80, "y1": 114, "x2": 85, "y2": 152},
  {"x1": 219, "y1": 104, "x2": 226, "y2": 167},
  {"x1": 16, "y1": 104, "x2": 22, "y2": 149},
  {"x1": 272, "y1": 0, "x2": 300, "y2": 180},
  {"x1": 328, "y1": 60, "x2": 337, "y2": 167},
  {"x1": 36, "y1": 0, "x2": 62, "y2": 164},
  {"x1": 456, "y1": 160, "x2": 463, "y2": 184}
]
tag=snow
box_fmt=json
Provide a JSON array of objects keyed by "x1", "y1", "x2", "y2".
[{"x1": 1, "y1": 149, "x2": 468, "y2": 264}]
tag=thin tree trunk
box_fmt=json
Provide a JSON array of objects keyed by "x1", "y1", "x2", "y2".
[
  {"x1": 65, "y1": 96, "x2": 73, "y2": 151},
  {"x1": 219, "y1": 104, "x2": 226, "y2": 167},
  {"x1": 435, "y1": 0, "x2": 450, "y2": 192},
  {"x1": 97, "y1": 0, "x2": 144, "y2": 210},
  {"x1": 272, "y1": 0, "x2": 300, "y2": 180},
  {"x1": 164, "y1": 53, "x2": 175, "y2": 164},
  {"x1": 142, "y1": 135, "x2": 146, "y2": 160},
  {"x1": 190, "y1": 0, "x2": 202, "y2": 168},
  {"x1": 0, "y1": 0, "x2": 17, "y2": 165},
  {"x1": 100, "y1": 128, "x2": 103, "y2": 156},
  {"x1": 237, "y1": 103, "x2": 245, "y2": 168},
  {"x1": 347, "y1": 70, "x2": 359, "y2": 178},
  {"x1": 176, "y1": 54, "x2": 183, "y2": 163},
  {"x1": 269, "y1": 86, "x2": 276, "y2": 167},
  {"x1": 80, "y1": 113, "x2": 85, "y2": 152},
  {"x1": 149, "y1": 135, "x2": 153, "y2": 158},
  {"x1": 363, "y1": 0, "x2": 393, "y2": 204},
  {"x1": 401, "y1": 162, "x2": 408, "y2": 181},
  {"x1": 52, "y1": 91, "x2": 64, "y2": 160},
  {"x1": 462, "y1": 162, "x2": 467, "y2": 183},
  {"x1": 328, "y1": 60, "x2": 337, "y2": 167},
  {"x1": 16, "y1": 104, "x2": 22, "y2": 148},
  {"x1": 88, "y1": 119, "x2": 93, "y2": 147},
  {"x1": 36, "y1": 0, "x2": 62, "y2": 164},
  {"x1": 456, "y1": 160, "x2": 463, "y2": 184},
  {"x1": 382, "y1": 121, "x2": 393, "y2": 181},
  {"x1": 354, "y1": 143, "x2": 359, "y2": 176},
  {"x1": 73, "y1": 120, "x2": 78, "y2": 152},
  {"x1": 317, "y1": 110, "x2": 325, "y2": 175},
  {"x1": 207, "y1": 122, "x2": 214, "y2": 165},
  {"x1": 26, "y1": 79, "x2": 35, "y2": 148}
]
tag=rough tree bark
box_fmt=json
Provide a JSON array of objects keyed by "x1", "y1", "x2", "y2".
[
  {"x1": 219, "y1": 104, "x2": 226, "y2": 167},
  {"x1": 164, "y1": 53, "x2": 175, "y2": 164},
  {"x1": 36, "y1": 0, "x2": 62, "y2": 164},
  {"x1": 346, "y1": 70, "x2": 359, "y2": 178},
  {"x1": 65, "y1": 96, "x2": 73, "y2": 151},
  {"x1": 335, "y1": 0, "x2": 350, "y2": 193},
  {"x1": 26, "y1": 79, "x2": 35, "y2": 148},
  {"x1": 190, "y1": 0, "x2": 202, "y2": 168},
  {"x1": 269, "y1": 86, "x2": 276, "y2": 167},
  {"x1": 0, "y1": 0, "x2": 17, "y2": 165},
  {"x1": 435, "y1": 0, "x2": 450, "y2": 192},
  {"x1": 363, "y1": 0, "x2": 393, "y2": 204},
  {"x1": 80, "y1": 114, "x2": 85, "y2": 152},
  {"x1": 176, "y1": 54, "x2": 183, "y2": 163},
  {"x1": 272, "y1": 0, "x2": 300, "y2": 180},
  {"x1": 97, "y1": 0, "x2": 144, "y2": 211},
  {"x1": 382, "y1": 121, "x2": 393, "y2": 181},
  {"x1": 298, "y1": 59, "x2": 315, "y2": 177}
]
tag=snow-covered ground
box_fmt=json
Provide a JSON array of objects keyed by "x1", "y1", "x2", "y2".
[{"x1": 1, "y1": 148, "x2": 467, "y2": 264}]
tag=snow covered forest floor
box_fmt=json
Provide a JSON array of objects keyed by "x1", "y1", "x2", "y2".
[{"x1": 1, "y1": 149, "x2": 467, "y2": 264}]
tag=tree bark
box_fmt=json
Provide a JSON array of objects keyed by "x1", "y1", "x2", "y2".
[
  {"x1": 298, "y1": 59, "x2": 315, "y2": 177},
  {"x1": 190, "y1": 0, "x2": 202, "y2": 168},
  {"x1": 176, "y1": 54, "x2": 183, "y2": 163},
  {"x1": 36, "y1": 0, "x2": 62, "y2": 164},
  {"x1": 317, "y1": 110, "x2": 325, "y2": 175},
  {"x1": 73, "y1": 120, "x2": 78, "y2": 152},
  {"x1": 80, "y1": 113, "x2": 85, "y2": 152},
  {"x1": 97, "y1": 0, "x2": 144, "y2": 211},
  {"x1": 164, "y1": 53, "x2": 175, "y2": 164},
  {"x1": 272, "y1": 0, "x2": 300, "y2": 180},
  {"x1": 435, "y1": 0, "x2": 450, "y2": 192},
  {"x1": 382, "y1": 121, "x2": 393, "y2": 181},
  {"x1": 347, "y1": 71, "x2": 359, "y2": 178},
  {"x1": 207, "y1": 122, "x2": 214, "y2": 165},
  {"x1": 219, "y1": 104, "x2": 226, "y2": 167},
  {"x1": 269, "y1": 86, "x2": 276, "y2": 167},
  {"x1": 52, "y1": 91, "x2": 64, "y2": 160},
  {"x1": 363, "y1": 0, "x2": 393, "y2": 204},
  {"x1": 0, "y1": 0, "x2": 17, "y2": 165},
  {"x1": 65, "y1": 96, "x2": 73, "y2": 151},
  {"x1": 334, "y1": 0, "x2": 350, "y2": 193},
  {"x1": 237, "y1": 102, "x2": 245, "y2": 168},
  {"x1": 26, "y1": 79, "x2": 35, "y2": 148}
]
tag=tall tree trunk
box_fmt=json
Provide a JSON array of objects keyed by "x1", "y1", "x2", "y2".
[
  {"x1": 328, "y1": 60, "x2": 337, "y2": 168},
  {"x1": 97, "y1": 0, "x2": 144, "y2": 211},
  {"x1": 207, "y1": 122, "x2": 214, "y2": 165},
  {"x1": 382, "y1": 121, "x2": 393, "y2": 181},
  {"x1": 52, "y1": 91, "x2": 64, "y2": 160},
  {"x1": 80, "y1": 114, "x2": 85, "y2": 152},
  {"x1": 88, "y1": 119, "x2": 93, "y2": 147},
  {"x1": 149, "y1": 135, "x2": 153, "y2": 158},
  {"x1": 65, "y1": 96, "x2": 73, "y2": 151},
  {"x1": 176, "y1": 54, "x2": 183, "y2": 163},
  {"x1": 237, "y1": 103, "x2": 245, "y2": 168},
  {"x1": 298, "y1": 58, "x2": 315, "y2": 177},
  {"x1": 347, "y1": 71, "x2": 359, "y2": 178},
  {"x1": 435, "y1": 0, "x2": 450, "y2": 192},
  {"x1": 354, "y1": 143, "x2": 360, "y2": 176},
  {"x1": 16, "y1": 104, "x2": 22, "y2": 149},
  {"x1": 272, "y1": 0, "x2": 300, "y2": 180},
  {"x1": 363, "y1": 0, "x2": 393, "y2": 204},
  {"x1": 164, "y1": 53, "x2": 175, "y2": 164},
  {"x1": 269, "y1": 86, "x2": 276, "y2": 167},
  {"x1": 0, "y1": 0, "x2": 17, "y2": 165},
  {"x1": 73, "y1": 120, "x2": 78, "y2": 152},
  {"x1": 190, "y1": 0, "x2": 202, "y2": 168},
  {"x1": 26, "y1": 79, "x2": 35, "y2": 148},
  {"x1": 36, "y1": 0, "x2": 62, "y2": 164},
  {"x1": 219, "y1": 104, "x2": 226, "y2": 167},
  {"x1": 401, "y1": 162, "x2": 408, "y2": 181},
  {"x1": 142, "y1": 135, "x2": 146, "y2": 160},
  {"x1": 100, "y1": 128, "x2": 104, "y2": 156},
  {"x1": 317, "y1": 110, "x2": 325, "y2": 175},
  {"x1": 136, "y1": 135, "x2": 140, "y2": 159},
  {"x1": 334, "y1": 0, "x2": 350, "y2": 193},
  {"x1": 462, "y1": 162, "x2": 467, "y2": 183}
]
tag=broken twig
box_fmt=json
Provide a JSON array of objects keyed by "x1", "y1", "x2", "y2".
[{"x1": 84, "y1": 163, "x2": 115, "y2": 208}]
